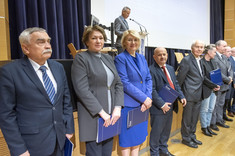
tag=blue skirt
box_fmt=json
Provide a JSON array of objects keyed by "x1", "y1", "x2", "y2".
[{"x1": 119, "y1": 106, "x2": 148, "y2": 147}]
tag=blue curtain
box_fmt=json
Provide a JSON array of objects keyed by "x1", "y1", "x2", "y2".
[
  {"x1": 210, "y1": 0, "x2": 224, "y2": 43},
  {"x1": 8, "y1": 0, "x2": 91, "y2": 59}
]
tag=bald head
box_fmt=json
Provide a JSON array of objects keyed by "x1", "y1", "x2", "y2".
[{"x1": 153, "y1": 47, "x2": 168, "y2": 66}]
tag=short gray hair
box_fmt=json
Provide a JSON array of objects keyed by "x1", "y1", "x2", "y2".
[
  {"x1": 215, "y1": 40, "x2": 226, "y2": 47},
  {"x1": 19, "y1": 27, "x2": 47, "y2": 45},
  {"x1": 191, "y1": 40, "x2": 205, "y2": 49},
  {"x1": 122, "y1": 6, "x2": 131, "y2": 12}
]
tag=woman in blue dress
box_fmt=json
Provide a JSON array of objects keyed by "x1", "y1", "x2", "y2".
[{"x1": 114, "y1": 30, "x2": 152, "y2": 156}]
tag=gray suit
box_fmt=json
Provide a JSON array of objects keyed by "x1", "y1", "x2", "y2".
[
  {"x1": 71, "y1": 51, "x2": 124, "y2": 142},
  {"x1": 211, "y1": 53, "x2": 233, "y2": 124},
  {"x1": 114, "y1": 16, "x2": 129, "y2": 53},
  {"x1": 177, "y1": 53, "x2": 204, "y2": 142}
]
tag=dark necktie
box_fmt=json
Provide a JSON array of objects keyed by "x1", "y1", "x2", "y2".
[
  {"x1": 39, "y1": 66, "x2": 56, "y2": 104},
  {"x1": 162, "y1": 66, "x2": 175, "y2": 89}
]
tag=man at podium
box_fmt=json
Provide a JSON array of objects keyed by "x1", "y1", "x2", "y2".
[{"x1": 114, "y1": 6, "x2": 131, "y2": 54}]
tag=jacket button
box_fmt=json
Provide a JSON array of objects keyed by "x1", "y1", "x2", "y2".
[
  {"x1": 52, "y1": 107, "x2": 55, "y2": 110},
  {"x1": 140, "y1": 81, "x2": 143, "y2": 83},
  {"x1": 54, "y1": 121, "x2": 57, "y2": 124}
]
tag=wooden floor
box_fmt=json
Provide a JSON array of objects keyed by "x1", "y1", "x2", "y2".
[{"x1": 141, "y1": 118, "x2": 235, "y2": 156}]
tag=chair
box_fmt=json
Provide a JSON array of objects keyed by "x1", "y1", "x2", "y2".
[
  {"x1": 67, "y1": 43, "x2": 118, "y2": 59},
  {"x1": 67, "y1": 43, "x2": 79, "y2": 58},
  {"x1": 174, "y1": 52, "x2": 184, "y2": 64}
]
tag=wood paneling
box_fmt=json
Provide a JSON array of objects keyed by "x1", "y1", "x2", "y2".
[
  {"x1": 0, "y1": 0, "x2": 10, "y2": 61},
  {"x1": 224, "y1": 0, "x2": 235, "y2": 47}
]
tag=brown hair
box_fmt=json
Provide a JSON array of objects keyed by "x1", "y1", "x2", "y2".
[{"x1": 82, "y1": 25, "x2": 107, "y2": 47}]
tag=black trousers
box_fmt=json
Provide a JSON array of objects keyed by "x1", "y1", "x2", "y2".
[{"x1": 86, "y1": 138, "x2": 113, "y2": 156}]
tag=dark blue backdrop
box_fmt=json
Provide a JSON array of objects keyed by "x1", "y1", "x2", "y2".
[
  {"x1": 8, "y1": 0, "x2": 90, "y2": 59},
  {"x1": 8, "y1": 0, "x2": 224, "y2": 68}
]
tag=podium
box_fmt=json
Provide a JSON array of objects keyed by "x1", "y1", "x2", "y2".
[{"x1": 139, "y1": 31, "x2": 148, "y2": 56}]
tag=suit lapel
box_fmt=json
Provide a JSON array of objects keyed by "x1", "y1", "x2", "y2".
[
  {"x1": 190, "y1": 54, "x2": 203, "y2": 77},
  {"x1": 154, "y1": 62, "x2": 168, "y2": 84},
  {"x1": 48, "y1": 59, "x2": 60, "y2": 105},
  {"x1": 21, "y1": 57, "x2": 51, "y2": 103},
  {"x1": 124, "y1": 51, "x2": 143, "y2": 79}
]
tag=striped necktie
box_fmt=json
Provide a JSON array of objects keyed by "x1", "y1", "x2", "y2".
[
  {"x1": 162, "y1": 66, "x2": 175, "y2": 90},
  {"x1": 39, "y1": 66, "x2": 56, "y2": 104}
]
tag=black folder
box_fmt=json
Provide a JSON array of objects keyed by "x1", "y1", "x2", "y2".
[
  {"x1": 127, "y1": 107, "x2": 149, "y2": 128},
  {"x1": 96, "y1": 117, "x2": 122, "y2": 143},
  {"x1": 210, "y1": 68, "x2": 223, "y2": 86},
  {"x1": 158, "y1": 85, "x2": 180, "y2": 103}
]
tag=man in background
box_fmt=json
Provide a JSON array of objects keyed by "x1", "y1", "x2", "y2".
[
  {"x1": 114, "y1": 6, "x2": 131, "y2": 54},
  {"x1": 177, "y1": 40, "x2": 205, "y2": 148},
  {"x1": 223, "y1": 46, "x2": 233, "y2": 122},
  {"x1": 210, "y1": 40, "x2": 233, "y2": 131},
  {"x1": 0, "y1": 27, "x2": 74, "y2": 156},
  {"x1": 149, "y1": 47, "x2": 186, "y2": 156},
  {"x1": 228, "y1": 47, "x2": 235, "y2": 117}
]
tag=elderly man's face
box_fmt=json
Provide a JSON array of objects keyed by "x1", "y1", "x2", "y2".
[
  {"x1": 216, "y1": 41, "x2": 227, "y2": 54},
  {"x1": 224, "y1": 47, "x2": 232, "y2": 58},
  {"x1": 192, "y1": 42, "x2": 204, "y2": 57},
  {"x1": 153, "y1": 48, "x2": 168, "y2": 66},
  {"x1": 231, "y1": 49, "x2": 235, "y2": 57},
  {"x1": 22, "y1": 31, "x2": 52, "y2": 65}
]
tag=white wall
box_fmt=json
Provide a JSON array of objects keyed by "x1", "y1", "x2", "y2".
[{"x1": 91, "y1": 0, "x2": 210, "y2": 50}]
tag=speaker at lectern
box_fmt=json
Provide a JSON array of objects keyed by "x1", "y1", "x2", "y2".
[{"x1": 139, "y1": 31, "x2": 148, "y2": 56}]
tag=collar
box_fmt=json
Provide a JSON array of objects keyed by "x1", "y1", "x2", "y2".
[
  {"x1": 216, "y1": 51, "x2": 223, "y2": 58},
  {"x1": 28, "y1": 58, "x2": 49, "y2": 71}
]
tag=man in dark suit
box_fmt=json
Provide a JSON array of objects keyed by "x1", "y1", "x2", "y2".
[
  {"x1": 223, "y1": 46, "x2": 233, "y2": 121},
  {"x1": 210, "y1": 40, "x2": 233, "y2": 131},
  {"x1": 149, "y1": 47, "x2": 186, "y2": 156},
  {"x1": 114, "y1": 6, "x2": 131, "y2": 54},
  {"x1": 228, "y1": 47, "x2": 235, "y2": 116},
  {"x1": 0, "y1": 27, "x2": 74, "y2": 156},
  {"x1": 177, "y1": 40, "x2": 205, "y2": 148}
]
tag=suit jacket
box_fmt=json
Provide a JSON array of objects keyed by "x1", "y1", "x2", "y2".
[
  {"x1": 229, "y1": 56, "x2": 235, "y2": 82},
  {"x1": 0, "y1": 57, "x2": 74, "y2": 156},
  {"x1": 71, "y1": 51, "x2": 124, "y2": 142},
  {"x1": 213, "y1": 53, "x2": 233, "y2": 92},
  {"x1": 149, "y1": 62, "x2": 185, "y2": 115},
  {"x1": 114, "y1": 50, "x2": 152, "y2": 107},
  {"x1": 177, "y1": 53, "x2": 204, "y2": 102},
  {"x1": 200, "y1": 57, "x2": 218, "y2": 99},
  {"x1": 114, "y1": 16, "x2": 129, "y2": 47}
]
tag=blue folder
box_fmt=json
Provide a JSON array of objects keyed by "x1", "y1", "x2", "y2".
[
  {"x1": 96, "y1": 117, "x2": 122, "y2": 143},
  {"x1": 158, "y1": 85, "x2": 180, "y2": 103},
  {"x1": 127, "y1": 107, "x2": 149, "y2": 128},
  {"x1": 64, "y1": 137, "x2": 74, "y2": 156},
  {"x1": 210, "y1": 68, "x2": 223, "y2": 86}
]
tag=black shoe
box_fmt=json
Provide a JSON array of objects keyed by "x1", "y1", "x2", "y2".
[
  {"x1": 210, "y1": 124, "x2": 219, "y2": 131},
  {"x1": 182, "y1": 140, "x2": 198, "y2": 148},
  {"x1": 216, "y1": 122, "x2": 230, "y2": 128},
  {"x1": 159, "y1": 150, "x2": 175, "y2": 156},
  {"x1": 207, "y1": 126, "x2": 217, "y2": 135},
  {"x1": 201, "y1": 128, "x2": 212, "y2": 137},
  {"x1": 191, "y1": 138, "x2": 202, "y2": 145},
  {"x1": 223, "y1": 116, "x2": 233, "y2": 122}
]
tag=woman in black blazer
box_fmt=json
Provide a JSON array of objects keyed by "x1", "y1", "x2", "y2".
[{"x1": 200, "y1": 44, "x2": 220, "y2": 136}]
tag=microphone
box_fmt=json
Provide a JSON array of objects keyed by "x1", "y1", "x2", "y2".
[{"x1": 129, "y1": 18, "x2": 147, "y2": 32}]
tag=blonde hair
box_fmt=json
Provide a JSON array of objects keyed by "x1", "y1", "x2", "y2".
[{"x1": 121, "y1": 30, "x2": 141, "y2": 49}]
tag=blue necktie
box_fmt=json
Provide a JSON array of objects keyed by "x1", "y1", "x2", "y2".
[{"x1": 39, "y1": 66, "x2": 56, "y2": 104}]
